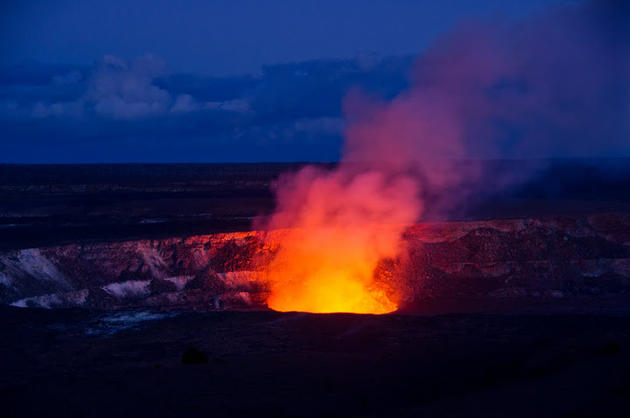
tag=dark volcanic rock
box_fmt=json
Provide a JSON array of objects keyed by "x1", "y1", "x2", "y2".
[
  {"x1": 181, "y1": 347, "x2": 209, "y2": 364},
  {"x1": 2, "y1": 307, "x2": 630, "y2": 418}
]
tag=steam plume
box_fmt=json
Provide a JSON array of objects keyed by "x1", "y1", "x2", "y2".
[{"x1": 259, "y1": 0, "x2": 630, "y2": 313}]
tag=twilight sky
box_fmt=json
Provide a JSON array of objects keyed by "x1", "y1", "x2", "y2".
[
  {"x1": 2, "y1": 0, "x2": 563, "y2": 75},
  {"x1": 1, "y1": 0, "x2": 627, "y2": 162}
]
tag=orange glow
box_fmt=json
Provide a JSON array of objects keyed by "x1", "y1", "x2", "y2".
[
  {"x1": 265, "y1": 227, "x2": 398, "y2": 314},
  {"x1": 267, "y1": 271, "x2": 396, "y2": 314},
  {"x1": 260, "y1": 168, "x2": 421, "y2": 314}
]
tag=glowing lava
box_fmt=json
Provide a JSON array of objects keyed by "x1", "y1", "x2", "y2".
[
  {"x1": 260, "y1": 168, "x2": 420, "y2": 314},
  {"x1": 267, "y1": 271, "x2": 396, "y2": 314},
  {"x1": 265, "y1": 227, "x2": 398, "y2": 314}
]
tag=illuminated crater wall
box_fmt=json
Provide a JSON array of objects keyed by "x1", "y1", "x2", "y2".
[{"x1": 1, "y1": 214, "x2": 629, "y2": 311}]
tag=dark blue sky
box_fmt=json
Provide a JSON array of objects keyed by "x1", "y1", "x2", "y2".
[
  {"x1": 2, "y1": 0, "x2": 562, "y2": 75},
  {"x1": 1, "y1": 0, "x2": 627, "y2": 163}
]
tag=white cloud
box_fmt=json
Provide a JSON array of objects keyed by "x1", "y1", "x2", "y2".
[
  {"x1": 86, "y1": 54, "x2": 171, "y2": 119},
  {"x1": 171, "y1": 94, "x2": 198, "y2": 113}
]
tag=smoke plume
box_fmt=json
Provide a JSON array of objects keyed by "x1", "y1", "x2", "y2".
[{"x1": 259, "y1": 0, "x2": 630, "y2": 313}]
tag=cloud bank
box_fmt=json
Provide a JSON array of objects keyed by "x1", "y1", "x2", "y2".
[
  {"x1": 1, "y1": 0, "x2": 627, "y2": 163},
  {"x1": 1, "y1": 54, "x2": 412, "y2": 162}
]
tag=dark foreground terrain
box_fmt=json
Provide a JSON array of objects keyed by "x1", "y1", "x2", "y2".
[{"x1": 1, "y1": 304, "x2": 629, "y2": 418}]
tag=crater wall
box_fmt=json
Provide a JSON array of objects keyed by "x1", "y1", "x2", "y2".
[{"x1": 1, "y1": 214, "x2": 629, "y2": 310}]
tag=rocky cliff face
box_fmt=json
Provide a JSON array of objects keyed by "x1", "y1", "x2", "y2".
[
  {"x1": 0, "y1": 231, "x2": 273, "y2": 310},
  {"x1": 2, "y1": 214, "x2": 629, "y2": 310}
]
